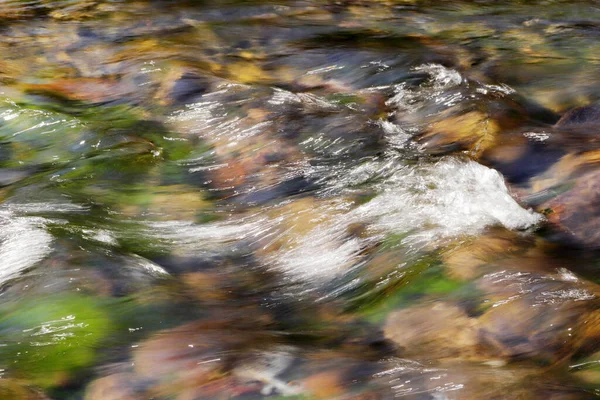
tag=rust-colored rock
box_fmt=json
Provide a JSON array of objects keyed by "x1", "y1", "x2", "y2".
[
  {"x1": 301, "y1": 370, "x2": 346, "y2": 399},
  {"x1": 23, "y1": 78, "x2": 135, "y2": 104},
  {"x1": 442, "y1": 229, "x2": 533, "y2": 280},
  {"x1": 383, "y1": 302, "x2": 480, "y2": 360},
  {"x1": 541, "y1": 168, "x2": 600, "y2": 249},
  {"x1": 420, "y1": 111, "x2": 500, "y2": 157}
]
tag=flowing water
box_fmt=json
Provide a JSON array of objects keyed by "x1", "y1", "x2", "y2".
[{"x1": 0, "y1": 1, "x2": 599, "y2": 399}]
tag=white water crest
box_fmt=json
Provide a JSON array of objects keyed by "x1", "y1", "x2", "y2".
[
  {"x1": 0, "y1": 210, "x2": 53, "y2": 284},
  {"x1": 0, "y1": 202, "x2": 89, "y2": 285},
  {"x1": 386, "y1": 64, "x2": 465, "y2": 111},
  {"x1": 142, "y1": 214, "x2": 275, "y2": 257},
  {"x1": 355, "y1": 157, "x2": 542, "y2": 242},
  {"x1": 265, "y1": 158, "x2": 542, "y2": 283},
  {"x1": 165, "y1": 78, "x2": 541, "y2": 285},
  {"x1": 267, "y1": 213, "x2": 363, "y2": 282}
]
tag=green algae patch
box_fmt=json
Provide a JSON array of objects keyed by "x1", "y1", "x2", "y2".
[
  {"x1": 355, "y1": 256, "x2": 467, "y2": 324},
  {"x1": 0, "y1": 294, "x2": 114, "y2": 389}
]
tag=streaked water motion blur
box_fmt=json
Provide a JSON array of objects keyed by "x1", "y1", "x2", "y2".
[{"x1": 0, "y1": 0, "x2": 598, "y2": 399}]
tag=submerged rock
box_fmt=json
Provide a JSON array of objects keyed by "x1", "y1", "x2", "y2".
[
  {"x1": 511, "y1": 149, "x2": 600, "y2": 249},
  {"x1": 373, "y1": 358, "x2": 591, "y2": 400},
  {"x1": 22, "y1": 78, "x2": 136, "y2": 104},
  {"x1": 556, "y1": 103, "x2": 600, "y2": 129},
  {"x1": 481, "y1": 103, "x2": 600, "y2": 249},
  {"x1": 540, "y1": 168, "x2": 600, "y2": 249},
  {"x1": 476, "y1": 271, "x2": 600, "y2": 365},
  {"x1": 383, "y1": 269, "x2": 600, "y2": 366},
  {"x1": 420, "y1": 111, "x2": 500, "y2": 157},
  {"x1": 485, "y1": 140, "x2": 566, "y2": 186},
  {"x1": 0, "y1": 379, "x2": 49, "y2": 400},
  {"x1": 442, "y1": 228, "x2": 534, "y2": 280},
  {"x1": 0, "y1": 168, "x2": 36, "y2": 187},
  {"x1": 154, "y1": 67, "x2": 213, "y2": 106},
  {"x1": 0, "y1": 294, "x2": 113, "y2": 389},
  {"x1": 85, "y1": 373, "x2": 145, "y2": 400},
  {"x1": 87, "y1": 328, "x2": 298, "y2": 399},
  {"x1": 127, "y1": 317, "x2": 297, "y2": 398},
  {"x1": 383, "y1": 301, "x2": 480, "y2": 360}
]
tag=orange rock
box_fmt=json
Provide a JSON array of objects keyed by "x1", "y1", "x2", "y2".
[
  {"x1": 23, "y1": 78, "x2": 134, "y2": 103},
  {"x1": 442, "y1": 229, "x2": 532, "y2": 280},
  {"x1": 302, "y1": 371, "x2": 346, "y2": 399},
  {"x1": 181, "y1": 272, "x2": 230, "y2": 301},
  {"x1": 421, "y1": 111, "x2": 500, "y2": 157},
  {"x1": 384, "y1": 302, "x2": 480, "y2": 360},
  {"x1": 227, "y1": 62, "x2": 269, "y2": 85}
]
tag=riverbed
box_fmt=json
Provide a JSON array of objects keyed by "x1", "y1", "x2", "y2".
[{"x1": 0, "y1": 1, "x2": 599, "y2": 399}]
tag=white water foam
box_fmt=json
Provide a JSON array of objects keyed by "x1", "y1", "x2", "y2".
[
  {"x1": 0, "y1": 211, "x2": 53, "y2": 284},
  {"x1": 355, "y1": 157, "x2": 542, "y2": 242},
  {"x1": 0, "y1": 202, "x2": 90, "y2": 285},
  {"x1": 268, "y1": 216, "x2": 363, "y2": 282},
  {"x1": 267, "y1": 158, "x2": 542, "y2": 283},
  {"x1": 144, "y1": 214, "x2": 273, "y2": 256},
  {"x1": 166, "y1": 79, "x2": 541, "y2": 285},
  {"x1": 386, "y1": 64, "x2": 464, "y2": 112}
]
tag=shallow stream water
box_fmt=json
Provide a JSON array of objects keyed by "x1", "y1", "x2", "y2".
[{"x1": 0, "y1": 1, "x2": 599, "y2": 399}]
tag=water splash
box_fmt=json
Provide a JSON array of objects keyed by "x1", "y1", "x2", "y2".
[
  {"x1": 0, "y1": 211, "x2": 53, "y2": 285},
  {"x1": 356, "y1": 158, "x2": 542, "y2": 243},
  {"x1": 263, "y1": 158, "x2": 542, "y2": 283}
]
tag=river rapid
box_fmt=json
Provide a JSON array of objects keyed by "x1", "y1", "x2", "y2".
[{"x1": 0, "y1": 1, "x2": 599, "y2": 399}]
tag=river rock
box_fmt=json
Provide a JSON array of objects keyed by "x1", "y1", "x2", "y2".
[
  {"x1": 208, "y1": 133, "x2": 309, "y2": 206},
  {"x1": 300, "y1": 370, "x2": 347, "y2": 399},
  {"x1": 383, "y1": 301, "x2": 480, "y2": 360},
  {"x1": 383, "y1": 269, "x2": 600, "y2": 367},
  {"x1": 485, "y1": 103, "x2": 600, "y2": 249},
  {"x1": 442, "y1": 228, "x2": 534, "y2": 280},
  {"x1": 476, "y1": 271, "x2": 600, "y2": 365},
  {"x1": 121, "y1": 184, "x2": 209, "y2": 222},
  {"x1": 0, "y1": 168, "x2": 36, "y2": 187},
  {"x1": 484, "y1": 139, "x2": 566, "y2": 185},
  {"x1": 420, "y1": 111, "x2": 501, "y2": 157},
  {"x1": 373, "y1": 358, "x2": 590, "y2": 400},
  {"x1": 0, "y1": 379, "x2": 49, "y2": 400},
  {"x1": 555, "y1": 103, "x2": 600, "y2": 129},
  {"x1": 85, "y1": 373, "x2": 145, "y2": 400},
  {"x1": 154, "y1": 67, "x2": 213, "y2": 106},
  {"x1": 23, "y1": 78, "x2": 136, "y2": 104},
  {"x1": 499, "y1": 148, "x2": 600, "y2": 248},
  {"x1": 539, "y1": 168, "x2": 600, "y2": 249},
  {"x1": 129, "y1": 314, "x2": 293, "y2": 398},
  {"x1": 570, "y1": 349, "x2": 600, "y2": 387}
]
